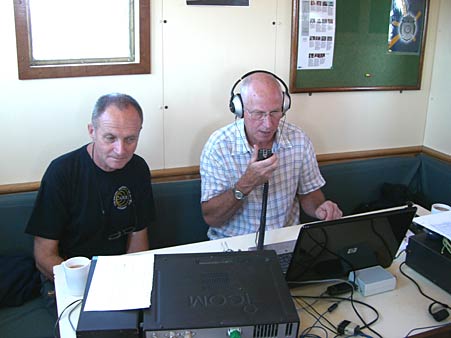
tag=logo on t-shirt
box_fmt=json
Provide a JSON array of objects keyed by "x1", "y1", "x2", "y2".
[{"x1": 113, "y1": 186, "x2": 132, "y2": 210}]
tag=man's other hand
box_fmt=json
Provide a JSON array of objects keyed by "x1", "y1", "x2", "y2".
[{"x1": 315, "y1": 201, "x2": 343, "y2": 221}]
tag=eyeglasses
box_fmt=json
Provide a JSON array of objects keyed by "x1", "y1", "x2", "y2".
[
  {"x1": 246, "y1": 110, "x2": 285, "y2": 121},
  {"x1": 108, "y1": 226, "x2": 136, "y2": 240}
]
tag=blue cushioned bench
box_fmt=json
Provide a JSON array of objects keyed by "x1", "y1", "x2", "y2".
[
  {"x1": 1, "y1": 153, "x2": 450, "y2": 338},
  {"x1": 0, "y1": 191, "x2": 55, "y2": 338},
  {"x1": 319, "y1": 155, "x2": 423, "y2": 215},
  {"x1": 149, "y1": 179, "x2": 209, "y2": 249},
  {"x1": 0, "y1": 180, "x2": 209, "y2": 338}
]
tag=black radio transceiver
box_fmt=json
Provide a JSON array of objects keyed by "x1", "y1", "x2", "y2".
[{"x1": 257, "y1": 149, "x2": 272, "y2": 161}]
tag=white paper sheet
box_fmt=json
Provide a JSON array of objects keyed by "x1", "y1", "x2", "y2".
[
  {"x1": 83, "y1": 254, "x2": 154, "y2": 311},
  {"x1": 413, "y1": 211, "x2": 451, "y2": 240},
  {"x1": 297, "y1": 0, "x2": 336, "y2": 70}
]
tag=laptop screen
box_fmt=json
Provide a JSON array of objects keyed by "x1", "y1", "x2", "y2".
[{"x1": 285, "y1": 205, "x2": 417, "y2": 286}]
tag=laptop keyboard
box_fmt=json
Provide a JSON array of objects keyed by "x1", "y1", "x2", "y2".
[
  {"x1": 277, "y1": 252, "x2": 293, "y2": 274},
  {"x1": 248, "y1": 240, "x2": 296, "y2": 274}
]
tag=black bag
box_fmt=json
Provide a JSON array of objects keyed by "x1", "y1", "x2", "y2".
[
  {"x1": 353, "y1": 183, "x2": 429, "y2": 214},
  {"x1": 0, "y1": 255, "x2": 41, "y2": 307}
]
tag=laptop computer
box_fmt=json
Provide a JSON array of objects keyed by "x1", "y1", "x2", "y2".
[{"x1": 253, "y1": 205, "x2": 417, "y2": 288}]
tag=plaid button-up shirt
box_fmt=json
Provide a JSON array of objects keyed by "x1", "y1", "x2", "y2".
[{"x1": 200, "y1": 118, "x2": 325, "y2": 240}]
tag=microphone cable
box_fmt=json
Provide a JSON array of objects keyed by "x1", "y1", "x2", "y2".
[{"x1": 257, "y1": 181, "x2": 269, "y2": 250}]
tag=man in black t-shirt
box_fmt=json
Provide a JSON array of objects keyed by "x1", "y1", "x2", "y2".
[{"x1": 26, "y1": 93, "x2": 155, "y2": 284}]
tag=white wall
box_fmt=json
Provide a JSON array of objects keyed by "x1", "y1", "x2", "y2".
[
  {"x1": 0, "y1": 0, "x2": 444, "y2": 186},
  {"x1": 424, "y1": 0, "x2": 451, "y2": 155}
]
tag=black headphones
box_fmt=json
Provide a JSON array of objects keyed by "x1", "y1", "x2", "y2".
[{"x1": 229, "y1": 70, "x2": 291, "y2": 119}]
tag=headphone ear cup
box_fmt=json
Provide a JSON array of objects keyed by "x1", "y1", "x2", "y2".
[
  {"x1": 230, "y1": 93, "x2": 244, "y2": 119},
  {"x1": 282, "y1": 92, "x2": 291, "y2": 114}
]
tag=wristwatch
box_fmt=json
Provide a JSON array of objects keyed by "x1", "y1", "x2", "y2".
[{"x1": 233, "y1": 186, "x2": 246, "y2": 200}]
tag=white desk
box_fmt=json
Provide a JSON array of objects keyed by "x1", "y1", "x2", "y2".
[{"x1": 54, "y1": 205, "x2": 451, "y2": 337}]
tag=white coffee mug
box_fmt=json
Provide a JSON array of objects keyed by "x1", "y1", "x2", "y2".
[
  {"x1": 63, "y1": 256, "x2": 91, "y2": 297},
  {"x1": 431, "y1": 203, "x2": 451, "y2": 214}
]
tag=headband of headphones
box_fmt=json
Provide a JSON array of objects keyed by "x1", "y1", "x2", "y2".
[{"x1": 229, "y1": 70, "x2": 291, "y2": 119}]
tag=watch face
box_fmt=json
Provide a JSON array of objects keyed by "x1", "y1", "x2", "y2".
[{"x1": 234, "y1": 188, "x2": 245, "y2": 200}]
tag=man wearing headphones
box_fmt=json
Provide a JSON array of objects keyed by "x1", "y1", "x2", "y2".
[{"x1": 200, "y1": 71, "x2": 342, "y2": 239}]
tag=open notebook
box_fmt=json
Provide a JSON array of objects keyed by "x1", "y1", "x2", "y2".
[{"x1": 252, "y1": 205, "x2": 417, "y2": 287}]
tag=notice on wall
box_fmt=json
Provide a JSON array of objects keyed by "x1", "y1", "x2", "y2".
[{"x1": 297, "y1": 0, "x2": 336, "y2": 70}]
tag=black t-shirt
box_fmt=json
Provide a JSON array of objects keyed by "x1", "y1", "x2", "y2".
[{"x1": 26, "y1": 145, "x2": 155, "y2": 259}]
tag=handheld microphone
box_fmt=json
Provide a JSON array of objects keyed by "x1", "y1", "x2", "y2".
[{"x1": 257, "y1": 149, "x2": 272, "y2": 251}]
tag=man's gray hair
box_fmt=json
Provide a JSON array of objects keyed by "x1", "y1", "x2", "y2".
[{"x1": 91, "y1": 93, "x2": 143, "y2": 127}]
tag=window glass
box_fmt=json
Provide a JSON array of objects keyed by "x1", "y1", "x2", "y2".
[{"x1": 14, "y1": 0, "x2": 150, "y2": 79}]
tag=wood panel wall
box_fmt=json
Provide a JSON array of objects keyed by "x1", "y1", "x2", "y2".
[{"x1": 1, "y1": 146, "x2": 448, "y2": 195}]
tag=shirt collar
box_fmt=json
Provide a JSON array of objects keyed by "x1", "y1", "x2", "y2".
[
  {"x1": 274, "y1": 119, "x2": 293, "y2": 152},
  {"x1": 232, "y1": 119, "x2": 250, "y2": 156}
]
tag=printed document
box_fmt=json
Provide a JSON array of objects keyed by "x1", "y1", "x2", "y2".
[
  {"x1": 413, "y1": 211, "x2": 451, "y2": 241},
  {"x1": 84, "y1": 254, "x2": 154, "y2": 311},
  {"x1": 297, "y1": 0, "x2": 336, "y2": 69}
]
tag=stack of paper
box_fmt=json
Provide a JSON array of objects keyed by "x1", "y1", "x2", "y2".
[
  {"x1": 413, "y1": 211, "x2": 451, "y2": 240},
  {"x1": 83, "y1": 254, "x2": 154, "y2": 311}
]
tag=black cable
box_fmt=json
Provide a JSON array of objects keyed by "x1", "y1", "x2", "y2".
[
  {"x1": 53, "y1": 299, "x2": 83, "y2": 338},
  {"x1": 257, "y1": 181, "x2": 269, "y2": 250},
  {"x1": 68, "y1": 299, "x2": 83, "y2": 331},
  {"x1": 348, "y1": 283, "x2": 383, "y2": 338},
  {"x1": 256, "y1": 148, "x2": 272, "y2": 250},
  {"x1": 399, "y1": 262, "x2": 450, "y2": 321},
  {"x1": 291, "y1": 278, "x2": 356, "y2": 335},
  {"x1": 302, "y1": 302, "x2": 339, "y2": 337},
  {"x1": 399, "y1": 262, "x2": 449, "y2": 307},
  {"x1": 341, "y1": 254, "x2": 382, "y2": 338},
  {"x1": 328, "y1": 274, "x2": 381, "y2": 338},
  {"x1": 297, "y1": 294, "x2": 381, "y2": 336},
  {"x1": 299, "y1": 325, "x2": 329, "y2": 338},
  {"x1": 329, "y1": 273, "x2": 380, "y2": 337},
  {"x1": 90, "y1": 143, "x2": 106, "y2": 216},
  {"x1": 293, "y1": 296, "x2": 338, "y2": 335},
  {"x1": 291, "y1": 279, "x2": 381, "y2": 337}
]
